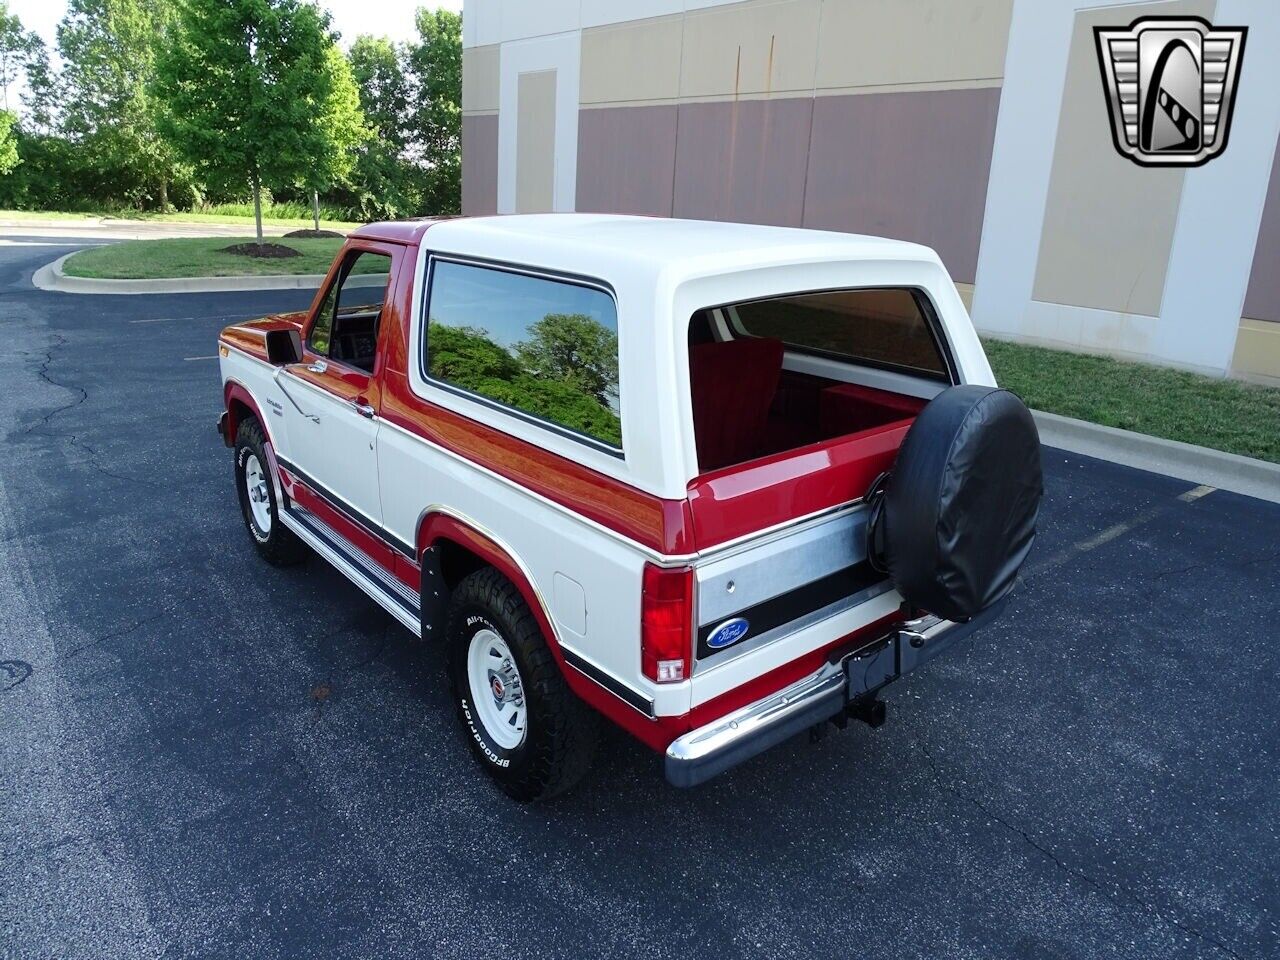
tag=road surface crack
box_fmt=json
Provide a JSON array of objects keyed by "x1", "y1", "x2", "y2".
[
  {"x1": 20, "y1": 334, "x2": 153, "y2": 486},
  {"x1": 1152, "y1": 551, "x2": 1280, "y2": 582},
  {"x1": 353, "y1": 621, "x2": 395, "y2": 670},
  {"x1": 62, "y1": 613, "x2": 164, "y2": 661},
  {"x1": 918, "y1": 743, "x2": 1247, "y2": 960},
  {"x1": 0, "y1": 659, "x2": 33, "y2": 692},
  {"x1": 23, "y1": 335, "x2": 88, "y2": 435}
]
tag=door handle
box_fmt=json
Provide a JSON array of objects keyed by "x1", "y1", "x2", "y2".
[
  {"x1": 307, "y1": 360, "x2": 328, "y2": 374},
  {"x1": 350, "y1": 398, "x2": 375, "y2": 419}
]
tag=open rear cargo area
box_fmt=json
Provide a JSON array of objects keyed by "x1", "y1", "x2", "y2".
[{"x1": 684, "y1": 289, "x2": 951, "y2": 546}]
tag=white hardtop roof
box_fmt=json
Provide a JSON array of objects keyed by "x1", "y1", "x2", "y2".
[{"x1": 424, "y1": 214, "x2": 944, "y2": 283}]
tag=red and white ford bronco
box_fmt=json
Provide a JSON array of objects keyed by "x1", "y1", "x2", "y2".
[{"x1": 217, "y1": 215, "x2": 1043, "y2": 800}]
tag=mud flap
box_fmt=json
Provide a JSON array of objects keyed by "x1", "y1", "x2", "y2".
[{"x1": 419, "y1": 544, "x2": 447, "y2": 640}]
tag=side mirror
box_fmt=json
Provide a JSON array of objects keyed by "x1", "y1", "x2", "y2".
[{"x1": 265, "y1": 328, "x2": 303, "y2": 365}]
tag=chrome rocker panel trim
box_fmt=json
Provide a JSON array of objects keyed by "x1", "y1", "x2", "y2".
[
  {"x1": 664, "y1": 598, "x2": 1010, "y2": 788},
  {"x1": 279, "y1": 504, "x2": 422, "y2": 638}
]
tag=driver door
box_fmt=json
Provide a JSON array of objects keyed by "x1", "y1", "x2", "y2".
[{"x1": 279, "y1": 244, "x2": 395, "y2": 540}]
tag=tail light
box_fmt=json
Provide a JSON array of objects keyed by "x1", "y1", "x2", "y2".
[{"x1": 641, "y1": 563, "x2": 694, "y2": 684}]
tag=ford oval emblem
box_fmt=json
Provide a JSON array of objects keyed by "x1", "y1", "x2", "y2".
[{"x1": 707, "y1": 617, "x2": 750, "y2": 650}]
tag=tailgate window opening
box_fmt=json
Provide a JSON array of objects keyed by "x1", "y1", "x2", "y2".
[{"x1": 687, "y1": 287, "x2": 954, "y2": 475}]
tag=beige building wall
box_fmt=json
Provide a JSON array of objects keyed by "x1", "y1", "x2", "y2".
[
  {"x1": 462, "y1": 43, "x2": 501, "y2": 215},
  {"x1": 1032, "y1": 1, "x2": 1212, "y2": 319},
  {"x1": 677, "y1": 0, "x2": 822, "y2": 99},
  {"x1": 815, "y1": 0, "x2": 1013, "y2": 92},
  {"x1": 515, "y1": 70, "x2": 557, "y2": 214},
  {"x1": 1232, "y1": 320, "x2": 1280, "y2": 385},
  {"x1": 572, "y1": 0, "x2": 1015, "y2": 283},
  {"x1": 580, "y1": 15, "x2": 683, "y2": 105},
  {"x1": 576, "y1": 0, "x2": 1014, "y2": 105},
  {"x1": 462, "y1": 44, "x2": 500, "y2": 115}
]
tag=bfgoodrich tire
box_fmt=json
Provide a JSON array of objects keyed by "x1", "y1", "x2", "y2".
[
  {"x1": 234, "y1": 416, "x2": 307, "y2": 567},
  {"x1": 445, "y1": 567, "x2": 599, "y2": 801}
]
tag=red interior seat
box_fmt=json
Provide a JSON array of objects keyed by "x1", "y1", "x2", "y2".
[{"x1": 689, "y1": 338, "x2": 784, "y2": 471}]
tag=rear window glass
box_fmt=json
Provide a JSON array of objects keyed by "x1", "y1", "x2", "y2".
[
  {"x1": 424, "y1": 259, "x2": 622, "y2": 449},
  {"x1": 727, "y1": 288, "x2": 948, "y2": 378}
]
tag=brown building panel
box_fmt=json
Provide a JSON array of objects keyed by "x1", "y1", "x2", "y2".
[
  {"x1": 1243, "y1": 134, "x2": 1280, "y2": 324},
  {"x1": 672, "y1": 97, "x2": 814, "y2": 228},
  {"x1": 802, "y1": 87, "x2": 1000, "y2": 284},
  {"x1": 462, "y1": 114, "x2": 499, "y2": 216},
  {"x1": 576, "y1": 105, "x2": 678, "y2": 217}
]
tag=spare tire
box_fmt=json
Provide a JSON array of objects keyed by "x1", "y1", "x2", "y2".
[{"x1": 868, "y1": 385, "x2": 1043, "y2": 622}]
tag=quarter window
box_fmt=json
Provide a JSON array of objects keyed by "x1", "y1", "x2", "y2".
[{"x1": 424, "y1": 260, "x2": 622, "y2": 449}]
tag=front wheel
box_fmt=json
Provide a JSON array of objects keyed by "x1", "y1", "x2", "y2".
[
  {"x1": 445, "y1": 568, "x2": 599, "y2": 801},
  {"x1": 234, "y1": 416, "x2": 306, "y2": 567}
]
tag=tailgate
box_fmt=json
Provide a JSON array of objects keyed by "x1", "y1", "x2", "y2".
[{"x1": 688, "y1": 504, "x2": 902, "y2": 707}]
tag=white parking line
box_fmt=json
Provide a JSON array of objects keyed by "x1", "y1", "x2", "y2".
[
  {"x1": 1027, "y1": 482, "x2": 1214, "y2": 581},
  {"x1": 183, "y1": 356, "x2": 219, "y2": 361},
  {"x1": 1178, "y1": 484, "x2": 1216, "y2": 502}
]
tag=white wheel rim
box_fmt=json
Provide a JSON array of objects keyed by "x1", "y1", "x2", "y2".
[
  {"x1": 244, "y1": 454, "x2": 272, "y2": 534},
  {"x1": 466, "y1": 628, "x2": 527, "y2": 750}
]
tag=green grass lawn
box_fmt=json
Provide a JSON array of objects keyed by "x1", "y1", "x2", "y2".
[
  {"x1": 985, "y1": 338, "x2": 1280, "y2": 464},
  {"x1": 0, "y1": 207, "x2": 363, "y2": 231},
  {"x1": 62, "y1": 236, "x2": 346, "y2": 279}
]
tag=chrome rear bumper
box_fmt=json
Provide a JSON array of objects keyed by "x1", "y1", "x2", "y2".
[{"x1": 664, "y1": 599, "x2": 1008, "y2": 788}]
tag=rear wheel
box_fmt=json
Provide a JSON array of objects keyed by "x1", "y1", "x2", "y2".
[
  {"x1": 445, "y1": 567, "x2": 599, "y2": 801},
  {"x1": 234, "y1": 416, "x2": 306, "y2": 567}
]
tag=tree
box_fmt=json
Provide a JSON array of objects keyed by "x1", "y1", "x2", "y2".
[
  {"x1": 0, "y1": 2, "x2": 40, "y2": 113},
  {"x1": 350, "y1": 35, "x2": 409, "y2": 150},
  {"x1": 407, "y1": 8, "x2": 461, "y2": 216},
  {"x1": 0, "y1": 109, "x2": 19, "y2": 175},
  {"x1": 155, "y1": 0, "x2": 367, "y2": 246},
  {"x1": 301, "y1": 44, "x2": 367, "y2": 231},
  {"x1": 56, "y1": 0, "x2": 182, "y2": 208},
  {"x1": 516, "y1": 314, "x2": 620, "y2": 406},
  {"x1": 21, "y1": 40, "x2": 59, "y2": 135},
  {"x1": 345, "y1": 34, "x2": 416, "y2": 220}
]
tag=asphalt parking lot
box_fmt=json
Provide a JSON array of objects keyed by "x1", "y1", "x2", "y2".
[{"x1": 1, "y1": 234, "x2": 1277, "y2": 960}]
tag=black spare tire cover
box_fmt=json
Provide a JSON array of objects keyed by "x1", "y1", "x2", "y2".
[{"x1": 871, "y1": 385, "x2": 1043, "y2": 622}]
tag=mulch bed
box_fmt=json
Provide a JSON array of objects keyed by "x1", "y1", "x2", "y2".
[
  {"x1": 283, "y1": 228, "x2": 345, "y2": 239},
  {"x1": 220, "y1": 242, "x2": 301, "y2": 259}
]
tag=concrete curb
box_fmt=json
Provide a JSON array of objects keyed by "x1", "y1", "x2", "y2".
[
  {"x1": 32, "y1": 252, "x2": 326, "y2": 295},
  {"x1": 1033, "y1": 410, "x2": 1280, "y2": 505}
]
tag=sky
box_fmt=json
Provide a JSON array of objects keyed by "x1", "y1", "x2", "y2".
[{"x1": 7, "y1": 0, "x2": 464, "y2": 51}]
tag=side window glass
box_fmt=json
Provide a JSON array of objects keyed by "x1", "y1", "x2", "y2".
[
  {"x1": 309, "y1": 250, "x2": 394, "y2": 373},
  {"x1": 424, "y1": 260, "x2": 621, "y2": 449}
]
